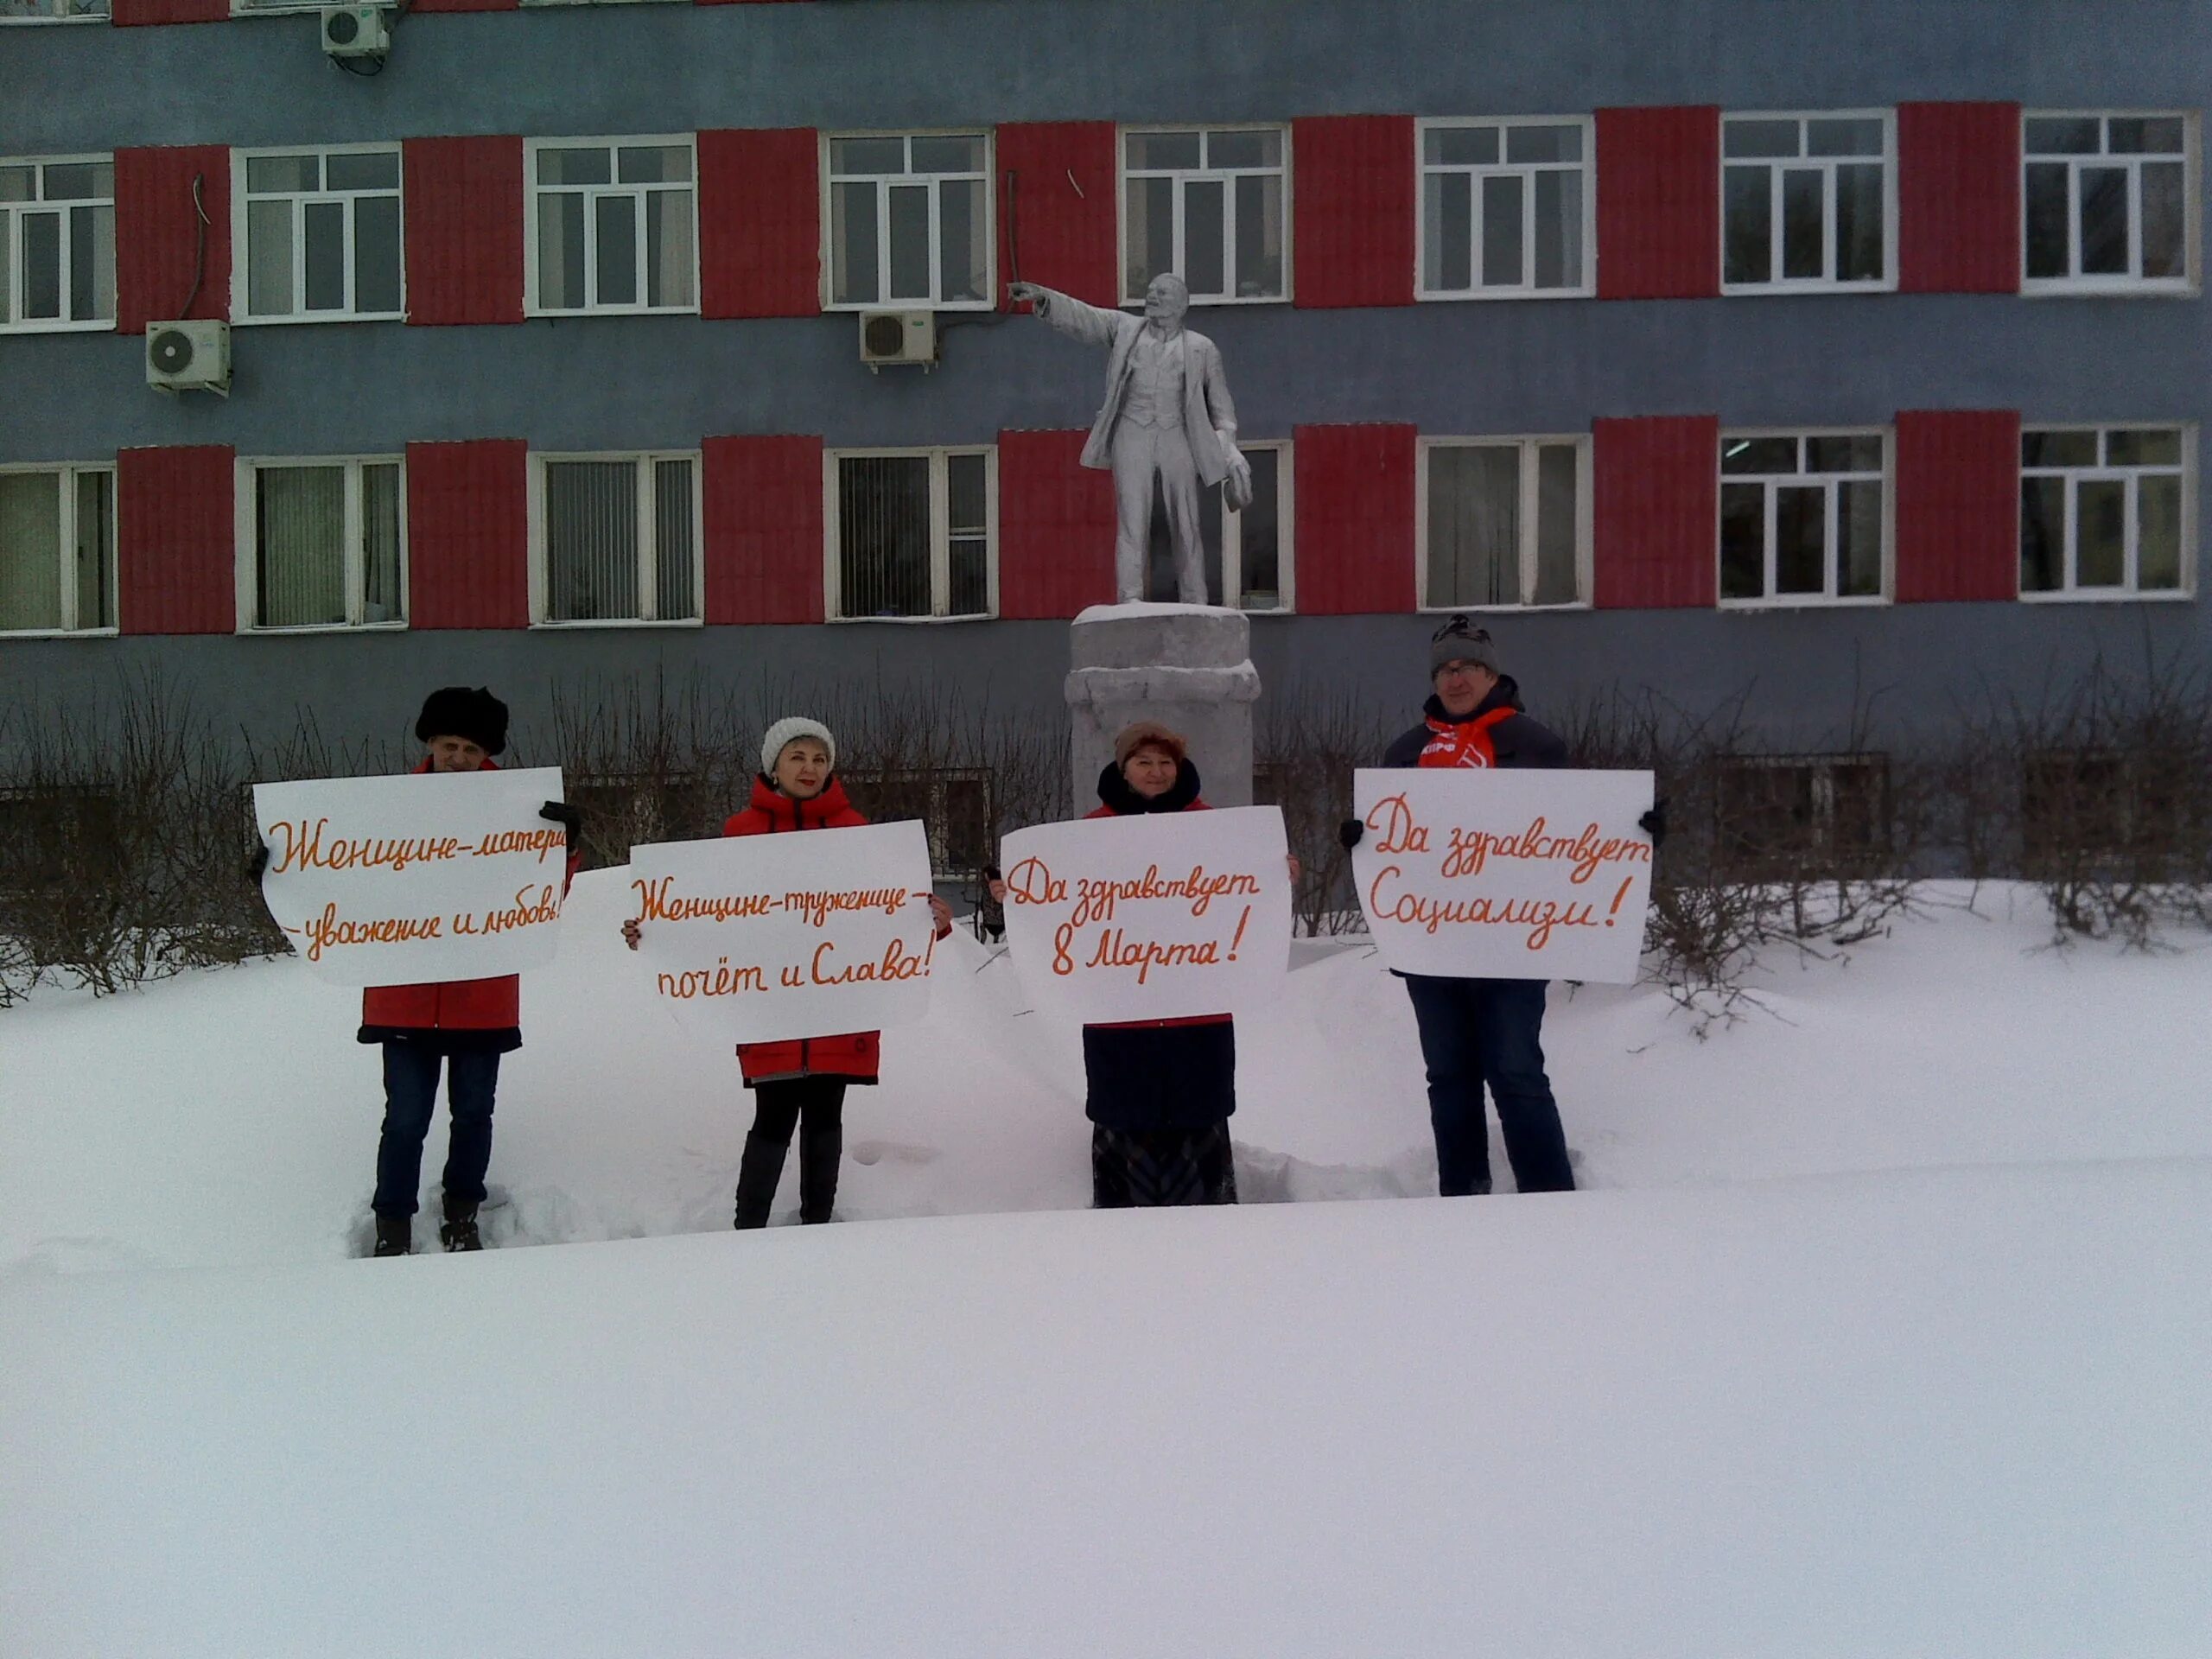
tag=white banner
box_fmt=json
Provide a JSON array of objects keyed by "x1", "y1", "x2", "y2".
[
  {"x1": 1351, "y1": 768, "x2": 1656, "y2": 983},
  {"x1": 998, "y1": 806, "x2": 1292, "y2": 1023},
  {"x1": 627, "y1": 820, "x2": 940, "y2": 1044},
  {"x1": 254, "y1": 768, "x2": 570, "y2": 988}
]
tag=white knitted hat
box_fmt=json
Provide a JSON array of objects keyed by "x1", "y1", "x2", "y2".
[{"x1": 760, "y1": 717, "x2": 836, "y2": 778}]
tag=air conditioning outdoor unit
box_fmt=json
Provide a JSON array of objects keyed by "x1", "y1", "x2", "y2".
[
  {"x1": 858, "y1": 309, "x2": 936, "y2": 371},
  {"x1": 321, "y1": 4, "x2": 389, "y2": 59},
  {"x1": 145, "y1": 320, "x2": 231, "y2": 397}
]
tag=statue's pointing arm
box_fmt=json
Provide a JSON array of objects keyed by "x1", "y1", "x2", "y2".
[{"x1": 1007, "y1": 283, "x2": 1122, "y2": 351}]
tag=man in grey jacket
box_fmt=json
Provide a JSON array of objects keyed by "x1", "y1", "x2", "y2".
[{"x1": 1008, "y1": 272, "x2": 1247, "y2": 605}]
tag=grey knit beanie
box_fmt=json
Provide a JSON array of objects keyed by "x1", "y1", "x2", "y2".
[
  {"x1": 760, "y1": 717, "x2": 836, "y2": 777},
  {"x1": 1429, "y1": 614, "x2": 1497, "y2": 677}
]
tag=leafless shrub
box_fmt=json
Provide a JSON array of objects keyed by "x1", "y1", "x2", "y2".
[{"x1": 1257, "y1": 683, "x2": 1400, "y2": 936}]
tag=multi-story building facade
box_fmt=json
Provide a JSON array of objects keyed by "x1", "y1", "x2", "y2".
[{"x1": 3, "y1": 0, "x2": 2205, "y2": 785}]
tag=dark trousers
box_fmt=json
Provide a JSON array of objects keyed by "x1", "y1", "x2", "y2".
[
  {"x1": 372, "y1": 1044, "x2": 500, "y2": 1217},
  {"x1": 735, "y1": 1076, "x2": 848, "y2": 1228},
  {"x1": 1402, "y1": 976, "x2": 1574, "y2": 1196}
]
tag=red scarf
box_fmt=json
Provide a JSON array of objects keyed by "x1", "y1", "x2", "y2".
[{"x1": 1415, "y1": 707, "x2": 1516, "y2": 769}]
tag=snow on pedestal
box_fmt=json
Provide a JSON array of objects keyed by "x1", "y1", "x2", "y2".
[{"x1": 1065, "y1": 601, "x2": 1259, "y2": 813}]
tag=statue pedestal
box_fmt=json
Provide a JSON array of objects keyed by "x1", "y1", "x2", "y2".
[{"x1": 1065, "y1": 602, "x2": 1259, "y2": 814}]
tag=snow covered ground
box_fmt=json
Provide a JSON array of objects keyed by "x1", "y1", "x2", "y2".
[{"x1": 3, "y1": 878, "x2": 2209, "y2": 1654}]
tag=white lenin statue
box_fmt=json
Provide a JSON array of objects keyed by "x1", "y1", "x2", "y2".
[{"x1": 1008, "y1": 274, "x2": 1252, "y2": 606}]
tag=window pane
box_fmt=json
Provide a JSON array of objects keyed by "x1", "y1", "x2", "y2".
[
  {"x1": 256, "y1": 467, "x2": 346, "y2": 628},
  {"x1": 1127, "y1": 175, "x2": 1173, "y2": 297},
  {"x1": 837, "y1": 455, "x2": 931, "y2": 618},
  {"x1": 539, "y1": 192, "x2": 584, "y2": 310},
  {"x1": 248, "y1": 198, "x2": 293, "y2": 315},
  {"x1": 360, "y1": 462, "x2": 401, "y2": 624},
  {"x1": 1423, "y1": 171, "x2": 1471, "y2": 290},
  {"x1": 1775, "y1": 485, "x2": 1826, "y2": 594},
  {"x1": 2075, "y1": 479, "x2": 2126, "y2": 586},
  {"x1": 1233, "y1": 172, "x2": 1281, "y2": 297},
  {"x1": 42, "y1": 162, "x2": 104, "y2": 201},
  {"x1": 2138, "y1": 474, "x2": 2182, "y2": 590},
  {"x1": 1506, "y1": 123, "x2": 1581, "y2": 164},
  {"x1": 1725, "y1": 120, "x2": 1801, "y2": 160},
  {"x1": 832, "y1": 138, "x2": 906, "y2": 177},
  {"x1": 2020, "y1": 477, "x2": 2066, "y2": 591},
  {"x1": 1834, "y1": 162, "x2": 1883, "y2": 281},
  {"x1": 832, "y1": 179, "x2": 879, "y2": 305},
  {"x1": 2107, "y1": 429, "x2": 2182, "y2": 467},
  {"x1": 618, "y1": 145, "x2": 690, "y2": 185},
  {"x1": 945, "y1": 450, "x2": 987, "y2": 535},
  {"x1": 248, "y1": 154, "x2": 319, "y2": 194},
  {"x1": 938, "y1": 177, "x2": 986, "y2": 302},
  {"x1": 1839, "y1": 480, "x2": 1883, "y2": 596},
  {"x1": 1807, "y1": 435, "x2": 1881, "y2": 474},
  {"x1": 75, "y1": 471, "x2": 112, "y2": 630},
  {"x1": 1724, "y1": 166, "x2": 1771, "y2": 283},
  {"x1": 1481, "y1": 172, "x2": 1523, "y2": 286},
  {"x1": 1425, "y1": 447, "x2": 1519, "y2": 607},
  {"x1": 886, "y1": 183, "x2": 930, "y2": 300},
  {"x1": 1723, "y1": 436, "x2": 1797, "y2": 474},
  {"x1": 1531, "y1": 444, "x2": 1579, "y2": 606},
  {"x1": 0, "y1": 167, "x2": 36, "y2": 203},
  {"x1": 1782, "y1": 168, "x2": 1824, "y2": 279},
  {"x1": 302, "y1": 198, "x2": 346, "y2": 311},
  {"x1": 546, "y1": 461, "x2": 640, "y2": 621},
  {"x1": 69, "y1": 202, "x2": 115, "y2": 321},
  {"x1": 21, "y1": 213, "x2": 60, "y2": 319},
  {"x1": 2023, "y1": 430, "x2": 2097, "y2": 468},
  {"x1": 1207, "y1": 129, "x2": 1280, "y2": 169},
  {"x1": 1127, "y1": 131, "x2": 1202, "y2": 170},
  {"x1": 645, "y1": 188, "x2": 695, "y2": 308},
  {"x1": 949, "y1": 536, "x2": 990, "y2": 617},
  {"x1": 910, "y1": 136, "x2": 982, "y2": 175},
  {"x1": 0, "y1": 472, "x2": 63, "y2": 632},
  {"x1": 1236, "y1": 448, "x2": 1281, "y2": 607},
  {"x1": 949, "y1": 454, "x2": 989, "y2": 611},
  {"x1": 2135, "y1": 118, "x2": 2186, "y2": 154},
  {"x1": 594, "y1": 194, "x2": 637, "y2": 306},
  {"x1": 653, "y1": 459, "x2": 696, "y2": 620},
  {"x1": 353, "y1": 193, "x2": 401, "y2": 314},
  {"x1": 1807, "y1": 118, "x2": 1885, "y2": 158},
  {"x1": 1719, "y1": 482, "x2": 1766, "y2": 600},
  {"x1": 2107, "y1": 118, "x2": 2162, "y2": 155},
  {"x1": 2024, "y1": 118, "x2": 2099, "y2": 156},
  {"x1": 1533, "y1": 168, "x2": 1580, "y2": 288},
  {"x1": 2024, "y1": 163, "x2": 2070, "y2": 278},
  {"x1": 2078, "y1": 167, "x2": 2128, "y2": 275},
  {"x1": 537, "y1": 147, "x2": 610, "y2": 187},
  {"x1": 2140, "y1": 162, "x2": 2185, "y2": 279},
  {"x1": 1185, "y1": 177, "x2": 1225, "y2": 296},
  {"x1": 325, "y1": 150, "x2": 398, "y2": 192}
]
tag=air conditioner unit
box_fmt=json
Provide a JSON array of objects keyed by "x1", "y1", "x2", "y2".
[
  {"x1": 858, "y1": 309, "x2": 936, "y2": 371},
  {"x1": 145, "y1": 320, "x2": 231, "y2": 397},
  {"x1": 321, "y1": 4, "x2": 389, "y2": 59}
]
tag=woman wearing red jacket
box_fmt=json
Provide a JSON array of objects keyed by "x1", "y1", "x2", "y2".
[{"x1": 626, "y1": 718, "x2": 950, "y2": 1229}]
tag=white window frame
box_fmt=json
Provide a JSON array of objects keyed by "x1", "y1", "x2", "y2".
[
  {"x1": 0, "y1": 461, "x2": 116, "y2": 637},
  {"x1": 1716, "y1": 428, "x2": 1892, "y2": 610},
  {"x1": 1719, "y1": 110, "x2": 1897, "y2": 296},
  {"x1": 1225, "y1": 438, "x2": 1295, "y2": 613},
  {"x1": 527, "y1": 451, "x2": 704, "y2": 628},
  {"x1": 2018, "y1": 423, "x2": 2196, "y2": 603},
  {"x1": 523, "y1": 136, "x2": 701, "y2": 319},
  {"x1": 823, "y1": 446, "x2": 1000, "y2": 622},
  {"x1": 1414, "y1": 116, "x2": 1595, "y2": 301},
  {"x1": 0, "y1": 1, "x2": 110, "y2": 23},
  {"x1": 1117, "y1": 123, "x2": 1293, "y2": 306},
  {"x1": 2021, "y1": 111, "x2": 2201, "y2": 296},
  {"x1": 233, "y1": 456, "x2": 408, "y2": 634},
  {"x1": 822, "y1": 130, "x2": 995, "y2": 313},
  {"x1": 1414, "y1": 435, "x2": 1594, "y2": 613},
  {"x1": 1, "y1": 153, "x2": 115, "y2": 334},
  {"x1": 229, "y1": 0, "x2": 328, "y2": 16},
  {"x1": 231, "y1": 143, "x2": 405, "y2": 326}
]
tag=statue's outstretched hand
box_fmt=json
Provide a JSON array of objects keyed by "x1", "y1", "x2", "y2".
[{"x1": 1007, "y1": 281, "x2": 1046, "y2": 309}]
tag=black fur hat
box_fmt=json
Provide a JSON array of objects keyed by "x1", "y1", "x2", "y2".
[{"x1": 414, "y1": 686, "x2": 509, "y2": 755}]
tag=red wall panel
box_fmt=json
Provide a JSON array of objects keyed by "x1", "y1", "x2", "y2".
[
  {"x1": 117, "y1": 446, "x2": 234, "y2": 635},
  {"x1": 1898, "y1": 102, "x2": 2022, "y2": 295},
  {"x1": 1592, "y1": 415, "x2": 1719, "y2": 608},
  {"x1": 996, "y1": 429, "x2": 1115, "y2": 620},
  {"x1": 113, "y1": 146, "x2": 229, "y2": 335},
  {"x1": 1894, "y1": 410, "x2": 2021, "y2": 602},
  {"x1": 111, "y1": 0, "x2": 227, "y2": 24},
  {"x1": 410, "y1": 0, "x2": 518, "y2": 12},
  {"x1": 997, "y1": 122, "x2": 1118, "y2": 309},
  {"x1": 1291, "y1": 116, "x2": 1416, "y2": 309},
  {"x1": 403, "y1": 137, "x2": 524, "y2": 327},
  {"x1": 702, "y1": 435, "x2": 826, "y2": 625},
  {"x1": 698, "y1": 129, "x2": 820, "y2": 320},
  {"x1": 1594, "y1": 107, "x2": 1720, "y2": 301},
  {"x1": 1291, "y1": 423, "x2": 1417, "y2": 613},
  {"x1": 405, "y1": 441, "x2": 530, "y2": 629}
]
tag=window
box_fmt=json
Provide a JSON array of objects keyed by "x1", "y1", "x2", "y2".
[
  {"x1": 2020, "y1": 427, "x2": 2190, "y2": 599},
  {"x1": 563, "y1": 771, "x2": 712, "y2": 870},
  {"x1": 0, "y1": 785, "x2": 119, "y2": 902},
  {"x1": 238, "y1": 458, "x2": 404, "y2": 631},
  {"x1": 1122, "y1": 127, "x2": 1287, "y2": 303},
  {"x1": 1716, "y1": 753, "x2": 1890, "y2": 875},
  {"x1": 1721, "y1": 112, "x2": 1893, "y2": 291},
  {"x1": 2024, "y1": 113, "x2": 2196, "y2": 292},
  {"x1": 531, "y1": 454, "x2": 700, "y2": 625},
  {"x1": 1719, "y1": 432, "x2": 1887, "y2": 606},
  {"x1": 526, "y1": 139, "x2": 696, "y2": 315},
  {"x1": 828, "y1": 449, "x2": 995, "y2": 620},
  {"x1": 843, "y1": 768, "x2": 995, "y2": 879},
  {"x1": 236, "y1": 147, "x2": 402, "y2": 322},
  {"x1": 2022, "y1": 749, "x2": 2200, "y2": 870},
  {"x1": 1141, "y1": 441, "x2": 1294, "y2": 611},
  {"x1": 827, "y1": 134, "x2": 990, "y2": 309},
  {"x1": 1418, "y1": 118, "x2": 1591, "y2": 298},
  {"x1": 1, "y1": 156, "x2": 114, "y2": 332},
  {"x1": 0, "y1": 0, "x2": 110, "y2": 18},
  {"x1": 0, "y1": 464, "x2": 113, "y2": 634},
  {"x1": 1420, "y1": 437, "x2": 1588, "y2": 609}
]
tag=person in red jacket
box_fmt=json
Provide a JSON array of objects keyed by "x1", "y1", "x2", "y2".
[
  {"x1": 353, "y1": 688, "x2": 582, "y2": 1255},
  {"x1": 625, "y1": 717, "x2": 951, "y2": 1229}
]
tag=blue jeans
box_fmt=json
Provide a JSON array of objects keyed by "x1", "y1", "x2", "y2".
[
  {"x1": 372, "y1": 1044, "x2": 500, "y2": 1217},
  {"x1": 1402, "y1": 976, "x2": 1574, "y2": 1196}
]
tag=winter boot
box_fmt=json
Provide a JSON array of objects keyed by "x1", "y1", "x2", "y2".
[
  {"x1": 439, "y1": 1195, "x2": 482, "y2": 1253},
  {"x1": 798, "y1": 1122, "x2": 843, "y2": 1224},
  {"x1": 372, "y1": 1212, "x2": 411, "y2": 1257},
  {"x1": 733, "y1": 1132, "x2": 790, "y2": 1230}
]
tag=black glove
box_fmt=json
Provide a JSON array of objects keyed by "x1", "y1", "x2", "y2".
[
  {"x1": 247, "y1": 839, "x2": 270, "y2": 881},
  {"x1": 539, "y1": 801, "x2": 584, "y2": 837},
  {"x1": 1638, "y1": 798, "x2": 1669, "y2": 849},
  {"x1": 1338, "y1": 818, "x2": 1364, "y2": 851}
]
